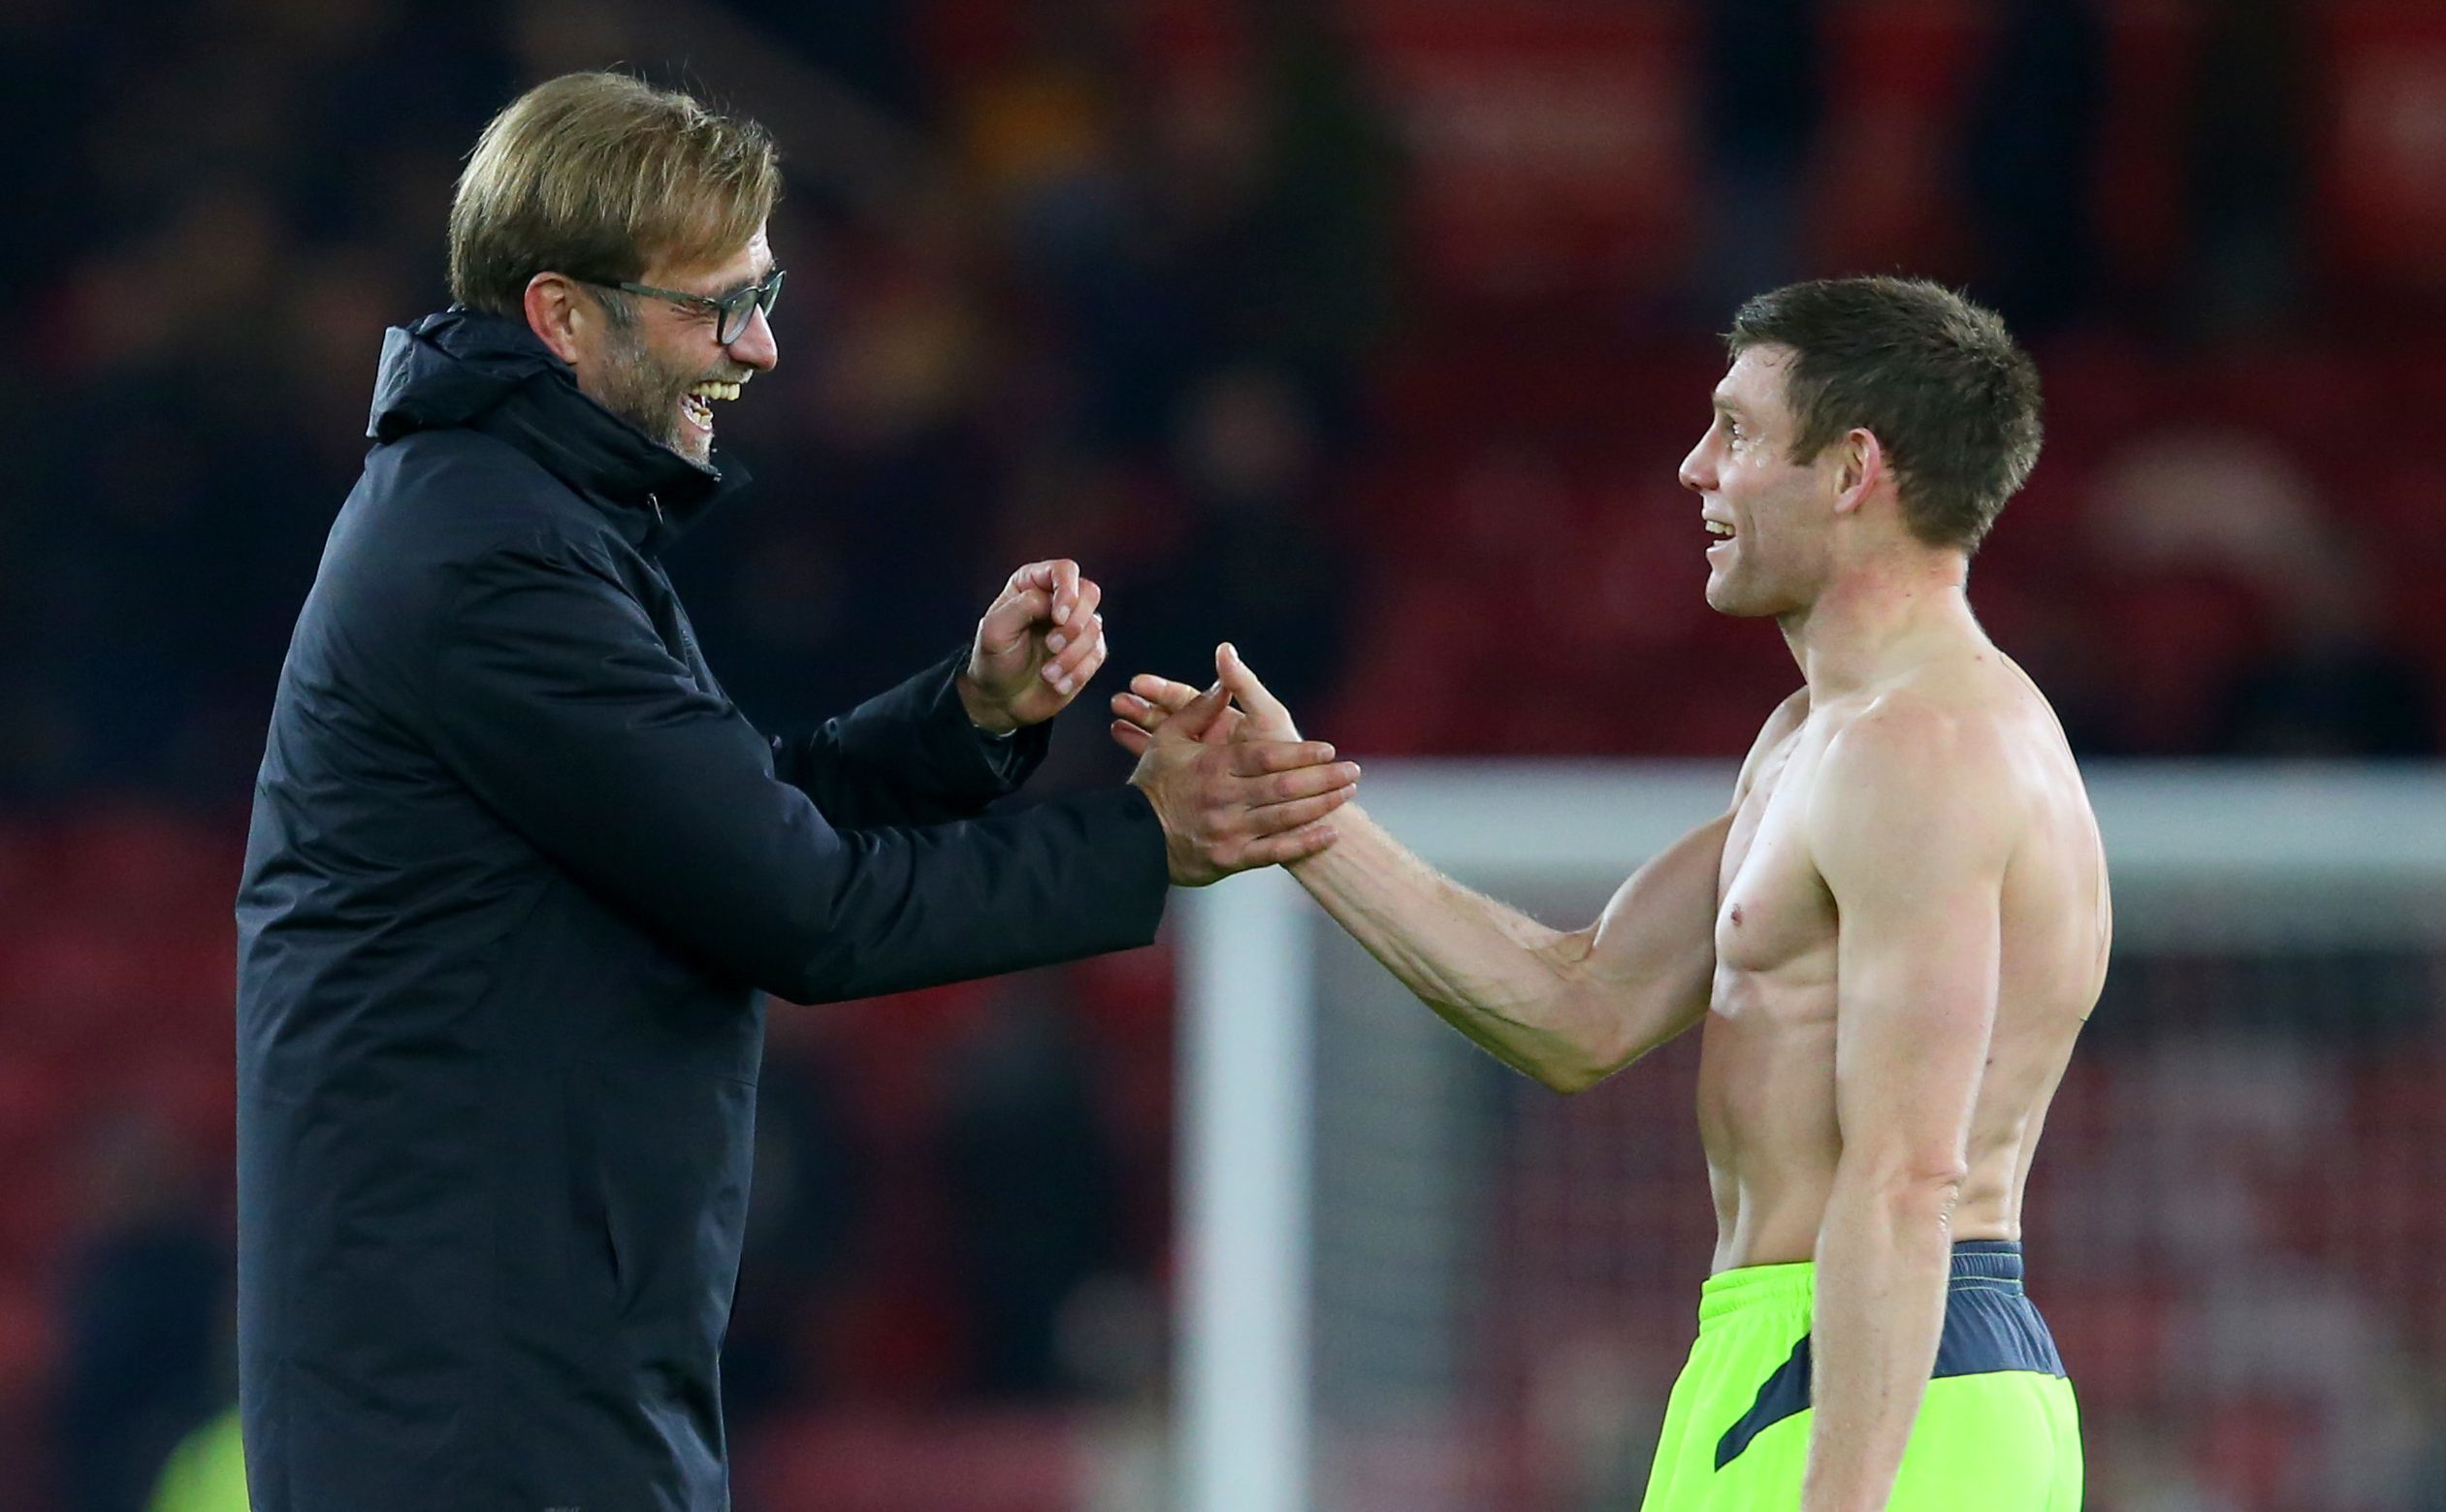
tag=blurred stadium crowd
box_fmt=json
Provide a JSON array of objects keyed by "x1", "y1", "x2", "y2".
[{"x1": 4, "y1": 0, "x2": 2444, "y2": 1508}]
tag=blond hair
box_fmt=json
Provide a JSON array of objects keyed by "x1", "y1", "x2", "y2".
[{"x1": 449, "y1": 72, "x2": 780, "y2": 315}]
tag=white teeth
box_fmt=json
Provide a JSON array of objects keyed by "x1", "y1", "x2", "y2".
[
  {"x1": 688, "y1": 381, "x2": 743, "y2": 401},
  {"x1": 1705, "y1": 521, "x2": 1734, "y2": 536}
]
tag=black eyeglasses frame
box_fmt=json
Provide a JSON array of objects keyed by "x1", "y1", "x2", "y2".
[{"x1": 580, "y1": 266, "x2": 785, "y2": 346}]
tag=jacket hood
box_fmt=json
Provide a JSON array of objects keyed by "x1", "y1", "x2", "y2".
[
  {"x1": 368, "y1": 306, "x2": 570, "y2": 440},
  {"x1": 367, "y1": 307, "x2": 746, "y2": 547}
]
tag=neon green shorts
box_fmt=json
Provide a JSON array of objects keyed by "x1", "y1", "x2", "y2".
[{"x1": 1640, "y1": 1241, "x2": 2081, "y2": 1511}]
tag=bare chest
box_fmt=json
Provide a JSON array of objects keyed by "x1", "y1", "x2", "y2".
[
  {"x1": 1713, "y1": 733, "x2": 1836, "y2": 983},
  {"x1": 1696, "y1": 724, "x2": 1847, "y2": 1257}
]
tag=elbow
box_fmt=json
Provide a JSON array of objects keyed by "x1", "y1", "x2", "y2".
[
  {"x1": 1537, "y1": 983, "x2": 1654, "y2": 1095},
  {"x1": 1535, "y1": 1030, "x2": 1642, "y2": 1096},
  {"x1": 1534, "y1": 993, "x2": 1658, "y2": 1094},
  {"x1": 1541, "y1": 1046, "x2": 1633, "y2": 1096},
  {"x1": 1534, "y1": 1060, "x2": 1596, "y2": 1095},
  {"x1": 1847, "y1": 1157, "x2": 1970, "y2": 1225}
]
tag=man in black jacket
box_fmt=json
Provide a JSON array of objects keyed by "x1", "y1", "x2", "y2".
[{"x1": 234, "y1": 73, "x2": 1358, "y2": 1511}]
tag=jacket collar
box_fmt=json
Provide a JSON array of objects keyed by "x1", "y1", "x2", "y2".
[{"x1": 369, "y1": 307, "x2": 751, "y2": 553}]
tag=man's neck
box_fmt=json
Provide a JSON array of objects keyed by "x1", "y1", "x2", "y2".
[{"x1": 1779, "y1": 553, "x2": 1982, "y2": 699}]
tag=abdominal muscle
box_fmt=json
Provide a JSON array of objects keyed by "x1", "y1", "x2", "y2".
[
  {"x1": 1694, "y1": 949, "x2": 2044, "y2": 1275},
  {"x1": 1696, "y1": 953, "x2": 1851, "y2": 1272}
]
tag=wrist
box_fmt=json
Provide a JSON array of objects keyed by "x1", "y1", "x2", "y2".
[{"x1": 954, "y1": 668, "x2": 1021, "y2": 735}]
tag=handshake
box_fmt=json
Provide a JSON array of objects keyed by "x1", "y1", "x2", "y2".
[
  {"x1": 954, "y1": 559, "x2": 1354, "y2": 888},
  {"x1": 1112, "y1": 641, "x2": 1347, "y2": 887}
]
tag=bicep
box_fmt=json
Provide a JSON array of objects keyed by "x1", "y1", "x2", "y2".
[
  {"x1": 1814, "y1": 722, "x2": 2012, "y2": 1176},
  {"x1": 1561, "y1": 809, "x2": 1733, "y2": 1058}
]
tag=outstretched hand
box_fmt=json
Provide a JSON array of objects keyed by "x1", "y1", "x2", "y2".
[
  {"x1": 958, "y1": 558, "x2": 1108, "y2": 733},
  {"x1": 1123, "y1": 663, "x2": 1353, "y2": 886},
  {"x1": 1110, "y1": 642, "x2": 1299, "y2": 756}
]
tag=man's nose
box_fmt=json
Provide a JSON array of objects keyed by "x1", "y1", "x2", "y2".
[
  {"x1": 1678, "y1": 442, "x2": 1711, "y2": 494},
  {"x1": 729, "y1": 304, "x2": 779, "y2": 372}
]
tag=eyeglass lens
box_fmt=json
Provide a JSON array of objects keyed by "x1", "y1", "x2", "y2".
[{"x1": 720, "y1": 270, "x2": 785, "y2": 344}]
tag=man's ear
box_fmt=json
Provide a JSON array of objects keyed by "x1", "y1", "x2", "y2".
[
  {"x1": 1831, "y1": 428, "x2": 1885, "y2": 518},
  {"x1": 522, "y1": 273, "x2": 586, "y2": 365}
]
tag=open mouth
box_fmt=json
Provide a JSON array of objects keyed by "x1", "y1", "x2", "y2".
[
  {"x1": 681, "y1": 378, "x2": 745, "y2": 436},
  {"x1": 1704, "y1": 517, "x2": 1735, "y2": 552}
]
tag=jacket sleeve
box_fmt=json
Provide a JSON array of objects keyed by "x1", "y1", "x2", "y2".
[
  {"x1": 769, "y1": 650, "x2": 1052, "y2": 828},
  {"x1": 425, "y1": 534, "x2": 1170, "y2": 1004}
]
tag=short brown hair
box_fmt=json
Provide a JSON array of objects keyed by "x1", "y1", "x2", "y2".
[
  {"x1": 1727, "y1": 276, "x2": 2043, "y2": 553},
  {"x1": 449, "y1": 72, "x2": 781, "y2": 315}
]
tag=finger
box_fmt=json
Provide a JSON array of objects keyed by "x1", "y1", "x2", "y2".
[
  {"x1": 983, "y1": 586, "x2": 1057, "y2": 647},
  {"x1": 1161, "y1": 680, "x2": 1233, "y2": 743},
  {"x1": 1238, "y1": 817, "x2": 1341, "y2": 868},
  {"x1": 1110, "y1": 719, "x2": 1152, "y2": 756},
  {"x1": 1049, "y1": 610, "x2": 1105, "y2": 680},
  {"x1": 1041, "y1": 616, "x2": 1104, "y2": 692},
  {"x1": 1243, "y1": 783, "x2": 1356, "y2": 834},
  {"x1": 1110, "y1": 692, "x2": 1165, "y2": 733},
  {"x1": 1052, "y1": 559, "x2": 1081, "y2": 626},
  {"x1": 1130, "y1": 673, "x2": 1204, "y2": 714},
  {"x1": 1068, "y1": 575, "x2": 1102, "y2": 631},
  {"x1": 1070, "y1": 628, "x2": 1110, "y2": 688},
  {"x1": 1217, "y1": 641, "x2": 1292, "y2": 726},
  {"x1": 1230, "y1": 739, "x2": 1340, "y2": 776},
  {"x1": 1232, "y1": 759, "x2": 1362, "y2": 803},
  {"x1": 1201, "y1": 692, "x2": 1237, "y2": 746},
  {"x1": 1009, "y1": 559, "x2": 1080, "y2": 625}
]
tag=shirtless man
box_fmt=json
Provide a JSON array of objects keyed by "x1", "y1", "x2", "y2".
[{"x1": 1114, "y1": 277, "x2": 2107, "y2": 1510}]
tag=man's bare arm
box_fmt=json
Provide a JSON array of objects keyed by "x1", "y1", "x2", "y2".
[
  {"x1": 1801, "y1": 699, "x2": 2014, "y2": 1512},
  {"x1": 1115, "y1": 654, "x2": 1806, "y2": 1093},
  {"x1": 1285, "y1": 801, "x2": 1726, "y2": 1091}
]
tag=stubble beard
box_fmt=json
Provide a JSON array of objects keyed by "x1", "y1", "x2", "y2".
[{"x1": 595, "y1": 323, "x2": 710, "y2": 466}]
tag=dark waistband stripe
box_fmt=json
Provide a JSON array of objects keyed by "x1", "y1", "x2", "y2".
[{"x1": 1713, "y1": 1242, "x2": 2062, "y2": 1472}]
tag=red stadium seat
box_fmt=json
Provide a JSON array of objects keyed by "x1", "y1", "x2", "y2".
[{"x1": 740, "y1": 1407, "x2": 1092, "y2": 1512}]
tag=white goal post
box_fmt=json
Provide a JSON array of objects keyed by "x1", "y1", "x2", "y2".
[{"x1": 1175, "y1": 761, "x2": 2446, "y2": 1512}]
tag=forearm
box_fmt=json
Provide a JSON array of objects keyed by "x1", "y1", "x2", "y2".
[
  {"x1": 1802, "y1": 1176, "x2": 1959, "y2": 1512},
  {"x1": 778, "y1": 652, "x2": 1044, "y2": 826},
  {"x1": 782, "y1": 787, "x2": 1169, "y2": 1004},
  {"x1": 1284, "y1": 802, "x2": 1621, "y2": 1090}
]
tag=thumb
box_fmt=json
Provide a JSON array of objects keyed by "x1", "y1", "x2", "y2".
[
  {"x1": 1216, "y1": 643, "x2": 1291, "y2": 730},
  {"x1": 976, "y1": 588, "x2": 1041, "y2": 654},
  {"x1": 1162, "y1": 679, "x2": 1232, "y2": 744}
]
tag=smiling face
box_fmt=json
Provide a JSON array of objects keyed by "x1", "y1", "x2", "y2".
[
  {"x1": 1677, "y1": 345, "x2": 1846, "y2": 620},
  {"x1": 574, "y1": 225, "x2": 779, "y2": 466}
]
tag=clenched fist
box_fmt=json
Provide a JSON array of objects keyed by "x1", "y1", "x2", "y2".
[{"x1": 957, "y1": 559, "x2": 1108, "y2": 733}]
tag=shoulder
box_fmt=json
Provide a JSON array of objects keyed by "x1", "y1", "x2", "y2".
[
  {"x1": 310, "y1": 442, "x2": 636, "y2": 675},
  {"x1": 1809, "y1": 683, "x2": 2021, "y2": 878},
  {"x1": 1831, "y1": 644, "x2": 2045, "y2": 785},
  {"x1": 347, "y1": 433, "x2": 629, "y2": 589},
  {"x1": 367, "y1": 431, "x2": 602, "y2": 545}
]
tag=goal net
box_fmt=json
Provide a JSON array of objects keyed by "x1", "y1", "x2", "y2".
[{"x1": 1176, "y1": 762, "x2": 2446, "y2": 1512}]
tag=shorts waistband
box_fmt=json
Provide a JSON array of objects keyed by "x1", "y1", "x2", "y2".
[
  {"x1": 1699, "y1": 1239, "x2": 2025, "y2": 1331},
  {"x1": 1699, "y1": 1240, "x2": 2063, "y2": 1471}
]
